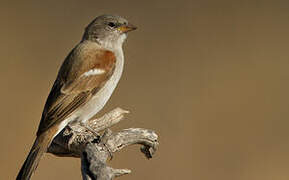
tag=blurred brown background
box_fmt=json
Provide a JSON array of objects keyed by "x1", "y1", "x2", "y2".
[{"x1": 1, "y1": 0, "x2": 289, "y2": 179}]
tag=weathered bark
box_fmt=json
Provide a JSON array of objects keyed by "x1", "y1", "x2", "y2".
[{"x1": 47, "y1": 108, "x2": 159, "y2": 180}]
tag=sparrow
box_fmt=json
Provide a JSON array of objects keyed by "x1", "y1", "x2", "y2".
[{"x1": 16, "y1": 14, "x2": 136, "y2": 180}]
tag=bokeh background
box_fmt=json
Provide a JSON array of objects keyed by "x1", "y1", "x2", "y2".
[{"x1": 1, "y1": 0, "x2": 289, "y2": 179}]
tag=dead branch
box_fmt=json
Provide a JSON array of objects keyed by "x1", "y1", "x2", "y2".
[{"x1": 47, "y1": 107, "x2": 159, "y2": 180}]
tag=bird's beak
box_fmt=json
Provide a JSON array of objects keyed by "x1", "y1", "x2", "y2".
[{"x1": 117, "y1": 23, "x2": 137, "y2": 33}]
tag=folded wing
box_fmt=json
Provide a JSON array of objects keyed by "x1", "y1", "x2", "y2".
[{"x1": 37, "y1": 46, "x2": 116, "y2": 136}]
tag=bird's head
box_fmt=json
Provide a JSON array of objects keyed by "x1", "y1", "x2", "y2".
[{"x1": 82, "y1": 14, "x2": 137, "y2": 49}]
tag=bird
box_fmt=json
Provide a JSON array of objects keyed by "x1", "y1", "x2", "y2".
[{"x1": 16, "y1": 14, "x2": 137, "y2": 180}]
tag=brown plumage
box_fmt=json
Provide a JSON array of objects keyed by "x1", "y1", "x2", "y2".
[
  {"x1": 16, "y1": 43, "x2": 116, "y2": 180},
  {"x1": 16, "y1": 126, "x2": 57, "y2": 180},
  {"x1": 16, "y1": 14, "x2": 136, "y2": 180},
  {"x1": 38, "y1": 43, "x2": 116, "y2": 135}
]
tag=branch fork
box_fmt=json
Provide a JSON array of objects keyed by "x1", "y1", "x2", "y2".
[{"x1": 47, "y1": 107, "x2": 159, "y2": 180}]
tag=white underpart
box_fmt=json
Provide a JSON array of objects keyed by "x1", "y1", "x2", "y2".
[
  {"x1": 98, "y1": 33, "x2": 127, "y2": 50},
  {"x1": 55, "y1": 34, "x2": 127, "y2": 137},
  {"x1": 83, "y1": 68, "x2": 106, "y2": 76}
]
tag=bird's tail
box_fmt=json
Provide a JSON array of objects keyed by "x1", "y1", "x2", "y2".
[{"x1": 16, "y1": 130, "x2": 54, "y2": 180}]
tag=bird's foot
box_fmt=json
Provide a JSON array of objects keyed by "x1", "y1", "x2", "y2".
[
  {"x1": 79, "y1": 122, "x2": 101, "y2": 140},
  {"x1": 79, "y1": 122, "x2": 113, "y2": 159}
]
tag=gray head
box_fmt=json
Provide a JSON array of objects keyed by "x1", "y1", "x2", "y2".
[{"x1": 82, "y1": 15, "x2": 137, "y2": 49}]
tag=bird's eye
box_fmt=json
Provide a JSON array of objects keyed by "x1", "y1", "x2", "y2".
[{"x1": 108, "y1": 22, "x2": 116, "y2": 28}]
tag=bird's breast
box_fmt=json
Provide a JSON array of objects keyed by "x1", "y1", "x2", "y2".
[{"x1": 75, "y1": 48, "x2": 124, "y2": 122}]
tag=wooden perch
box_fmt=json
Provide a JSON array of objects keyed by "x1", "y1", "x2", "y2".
[{"x1": 47, "y1": 107, "x2": 159, "y2": 180}]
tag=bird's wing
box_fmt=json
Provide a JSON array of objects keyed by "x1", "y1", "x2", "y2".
[{"x1": 36, "y1": 46, "x2": 116, "y2": 136}]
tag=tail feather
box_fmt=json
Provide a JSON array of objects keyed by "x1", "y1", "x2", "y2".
[{"x1": 16, "y1": 131, "x2": 54, "y2": 180}]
